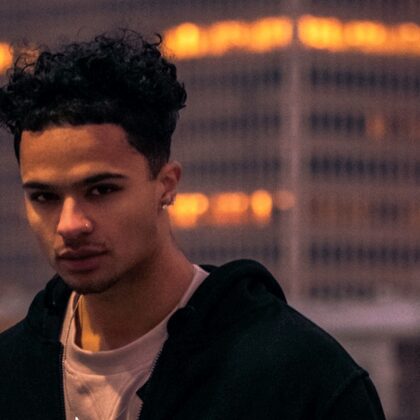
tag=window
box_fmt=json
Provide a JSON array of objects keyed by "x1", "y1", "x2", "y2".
[
  {"x1": 188, "y1": 67, "x2": 282, "y2": 91},
  {"x1": 185, "y1": 157, "x2": 281, "y2": 177},
  {"x1": 308, "y1": 241, "x2": 420, "y2": 267},
  {"x1": 308, "y1": 112, "x2": 366, "y2": 136},
  {"x1": 181, "y1": 113, "x2": 281, "y2": 138},
  {"x1": 309, "y1": 195, "x2": 419, "y2": 227},
  {"x1": 187, "y1": 242, "x2": 280, "y2": 263},
  {"x1": 309, "y1": 66, "x2": 420, "y2": 96},
  {"x1": 309, "y1": 283, "x2": 375, "y2": 301},
  {"x1": 309, "y1": 155, "x2": 419, "y2": 183}
]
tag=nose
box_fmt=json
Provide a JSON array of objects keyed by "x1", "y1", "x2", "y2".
[{"x1": 56, "y1": 198, "x2": 93, "y2": 241}]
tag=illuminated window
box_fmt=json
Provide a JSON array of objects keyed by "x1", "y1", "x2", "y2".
[
  {"x1": 0, "y1": 43, "x2": 13, "y2": 74},
  {"x1": 168, "y1": 193, "x2": 209, "y2": 228},
  {"x1": 250, "y1": 190, "x2": 273, "y2": 223},
  {"x1": 298, "y1": 15, "x2": 420, "y2": 56},
  {"x1": 165, "y1": 15, "x2": 420, "y2": 59},
  {"x1": 164, "y1": 16, "x2": 293, "y2": 59},
  {"x1": 209, "y1": 192, "x2": 250, "y2": 226},
  {"x1": 169, "y1": 188, "x2": 295, "y2": 229}
]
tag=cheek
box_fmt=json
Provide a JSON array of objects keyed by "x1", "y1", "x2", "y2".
[
  {"x1": 25, "y1": 204, "x2": 42, "y2": 235},
  {"x1": 115, "y1": 201, "x2": 159, "y2": 242},
  {"x1": 25, "y1": 204, "x2": 55, "y2": 248}
]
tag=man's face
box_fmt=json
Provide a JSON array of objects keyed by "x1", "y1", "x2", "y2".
[{"x1": 20, "y1": 124, "x2": 175, "y2": 295}]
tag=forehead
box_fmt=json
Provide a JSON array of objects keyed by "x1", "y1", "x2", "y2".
[{"x1": 20, "y1": 124, "x2": 149, "y2": 183}]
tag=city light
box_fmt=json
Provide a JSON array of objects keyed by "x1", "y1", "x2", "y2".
[
  {"x1": 164, "y1": 16, "x2": 293, "y2": 59},
  {"x1": 0, "y1": 43, "x2": 13, "y2": 74},
  {"x1": 298, "y1": 15, "x2": 420, "y2": 56},
  {"x1": 250, "y1": 190, "x2": 273, "y2": 223},
  {"x1": 210, "y1": 192, "x2": 250, "y2": 226},
  {"x1": 169, "y1": 189, "x2": 295, "y2": 229},
  {"x1": 2, "y1": 15, "x2": 420, "y2": 75},
  {"x1": 164, "y1": 15, "x2": 420, "y2": 60},
  {"x1": 168, "y1": 193, "x2": 209, "y2": 228}
]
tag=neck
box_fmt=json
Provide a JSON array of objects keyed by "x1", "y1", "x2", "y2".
[{"x1": 76, "y1": 242, "x2": 194, "y2": 351}]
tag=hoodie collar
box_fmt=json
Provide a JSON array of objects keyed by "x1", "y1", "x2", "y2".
[{"x1": 24, "y1": 260, "x2": 285, "y2": 343}]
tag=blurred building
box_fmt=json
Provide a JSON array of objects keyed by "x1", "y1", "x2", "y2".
[
  {"x1": 167, "y1": 4, "x2": 420, "y2": 419},
  {"x1": 168, "y1": 1, "x2": 420, "y2": 302},
  {"x1": 0, "y1": 0, "x2": 420, "y2": 418}
]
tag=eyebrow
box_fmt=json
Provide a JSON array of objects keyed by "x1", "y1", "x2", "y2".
[{"x1": 22, "y1": 172, "x2": 128, "y2": 190}]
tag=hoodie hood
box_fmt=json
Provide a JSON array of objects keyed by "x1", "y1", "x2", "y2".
[
  {"x1": 167, "y1": 259, "x2": 286, "y2": 338},
  {"x1": 25, "y1": 274, "x2": 72, "y2": 342},
  {"x1": 24, "y1": 259, "x2": 286, "y2": 342}
]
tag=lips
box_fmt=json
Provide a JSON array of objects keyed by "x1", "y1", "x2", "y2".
[{"x1": 56, "y1": 248, "x2": 107, "y2": 273}]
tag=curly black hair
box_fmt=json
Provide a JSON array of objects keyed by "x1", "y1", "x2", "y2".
[{"x1": 0, "y1": 29, "x2": 187, "y2": 177}]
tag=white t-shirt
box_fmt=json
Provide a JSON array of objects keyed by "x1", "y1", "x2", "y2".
[{"x1": 60, "y1": 265, "x2": 208, "y2": 420}]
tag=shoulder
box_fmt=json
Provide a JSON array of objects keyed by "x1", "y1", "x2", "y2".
[
  {"x1": 198, "y1": 260, "x2": 359, "y2": 364},
  {"x1": 0, "y1": 319, "x2": 33, "y2": 384},
  {"x1": 0, "y1": 275, "x2": 71, "y2": 354},
  {"x1": 0, "y1": 319, "x2": 27, "y2": 348},
  {"x1": 230, "y1": 302, "x2": 379, "y2": 416},
  {"x1": 196, "y1": 260, "x2": 361, "y2": 374},
  {"x1": 237, "y1": 298, "x2": 362, "y2": 375}
]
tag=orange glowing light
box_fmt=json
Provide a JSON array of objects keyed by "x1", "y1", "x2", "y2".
[
  {"x1": 298, "y1": 15, "x2": 420, "y2": 56},
  {"x1": 298, "y1": 15, "x2": 344, "y2": 51},
  {"x1": 249, "y1": 17, "x2": 293, "y2": 52},
  {"x1": 210, "y1": 192, "x2": 249, "y2": 225},
  {"x1": 164, "y1": 23, "x2": 203, "y2": 59},
  {"x1": 212, "y1": 192, "x2": 249, "y2": 213},
  {"x1": 170, "y1": 190, "x2": 281, "y2": 228},
  {"x1": 207, "y1": 21, "x2": 247, "y2": 56},
  {"x1": 398, "y1": 23, "x2": 420, "y2": 44},
  {"x1": 0, "y1": 43, "x2": 13, "y2": 74},
  {"x1": 169, "y1": 193, "x2": 209, "y2": 228},
  {"x1": 165, "y1": 16, "x2": 293, "y2": 59},
  {"x1": 166, "y1": 15, "x2": 420, "y2": 60},
  {"x1": 250, "y1": 190, "x2": 273, "y2": 222}
]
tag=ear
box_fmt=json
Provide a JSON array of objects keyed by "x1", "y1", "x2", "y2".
[{"x1": 156, "y1": 161, "x2": 182, "y2": 207}]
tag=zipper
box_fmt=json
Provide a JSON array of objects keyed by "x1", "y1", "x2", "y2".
[
  {"x1": 58, "y1": 344, "x2": 67, "y2": 420},
  {"x1": 137, "y1": 341, "x2": 167, "y2": 420},
  {"x1": 137, "y1": 305, "x2": 197, "y2": 419}
]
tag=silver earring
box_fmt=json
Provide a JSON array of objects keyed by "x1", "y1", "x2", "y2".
[
  {"x1": 161, "y1": 196, "x2": 175, "y2": 210},
  {"x1": 83, "y1": 221, "x2": 92, "y2": 231}
]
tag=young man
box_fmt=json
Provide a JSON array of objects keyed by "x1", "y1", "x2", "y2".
[{"x1": 0, "y1": 31, "x2": 385, "y2": 419}]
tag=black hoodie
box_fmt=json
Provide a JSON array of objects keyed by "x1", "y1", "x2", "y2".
[{"x1": 0, "y1": 259, "x2": 385, "y2": 419}]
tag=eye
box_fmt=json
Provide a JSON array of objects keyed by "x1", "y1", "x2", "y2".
[
  {"x1": 89, "y1": 184, "x2": 121, "y2": 196},
  {"x1": 28, "y1": 191, "x2": 60, "y2": 203}
]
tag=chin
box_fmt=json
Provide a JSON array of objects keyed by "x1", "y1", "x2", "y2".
[{"x1": 61, "y1": 272, "x2": 120, "y2": 295}]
